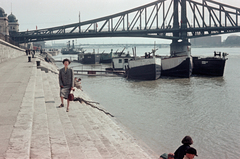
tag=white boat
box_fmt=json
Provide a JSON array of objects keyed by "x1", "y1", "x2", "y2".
[
  {"x1": 126, "y1": 56, "x2": 161, "y2": 80},
  {"x1": 160, "y1": 41, "x2": 193, "y2": 78},
  {"x1": 111, "y1": 54, "x2": 134, "y2": 70},
  {"x1": 161, "y1": 55, "x2": 193, "y2": 78}
]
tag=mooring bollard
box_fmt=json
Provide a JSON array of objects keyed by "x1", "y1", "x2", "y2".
[
  {"x1": 36, "y1": 61, "x2": 40, "y2": 66},
  {"x1": 28, "y1": 56, "x2": 31, "y2": 62}
]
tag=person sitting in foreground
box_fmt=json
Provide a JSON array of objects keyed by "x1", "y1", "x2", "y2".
[
  {"x1": 183, "y1": 147, "x2": 198, "y2": 159},
  {"x1": 160, "y1": 153, "x2": 174, "y2": 159},
  {"x1": 174, "y1": 136, "x2": 193, "y2": 159}
]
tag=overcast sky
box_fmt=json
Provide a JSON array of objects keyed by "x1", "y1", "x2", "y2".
[{"x1": 1, "y1": 0, "x2": 240, "y2": 44}]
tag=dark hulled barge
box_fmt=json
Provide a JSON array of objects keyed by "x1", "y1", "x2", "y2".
[
  {"x1": 161, "y1": 55, "x2": 192, "y2": 78},
  {"x1": 126, "y1": 49, "x2": 161, "y2": 80},
  {"x1": 192, "y1": 52, "x2": 228, "y2": 76},
  {"x1": 126, "y1": 57, "x2": 161, "y2": 80},
  {"x1": 160, "y1": 41, "x2": 193, "y2": 78}
]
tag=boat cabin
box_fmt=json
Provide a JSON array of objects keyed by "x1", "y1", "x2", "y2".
[
  {"x1": 82, "y1": 53, "x2": 101, "y2": 64},
  {"x1": 112, "y1": 55, "x2": 134, "y2": 70}
]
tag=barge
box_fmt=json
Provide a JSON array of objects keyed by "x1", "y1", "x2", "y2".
[{"x1": 192, "y1": 52, "x2": 228, "y2": 76}]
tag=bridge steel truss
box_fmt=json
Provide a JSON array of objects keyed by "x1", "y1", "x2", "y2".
[{"x1": 11, "y1": 0, "x2": 240, "y2": 43}]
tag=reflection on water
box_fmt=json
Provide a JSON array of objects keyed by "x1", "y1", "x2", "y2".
[{"x1": 53, "y1": 47, "x2": 240, "y2": 159}]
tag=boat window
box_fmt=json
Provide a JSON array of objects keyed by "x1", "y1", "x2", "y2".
[
  {"x1": 124, "y1": 59, "x2": 128, "y2": 63},
  {"x1": 119, "y1": 59, "x2": 122, "y2": 63}
]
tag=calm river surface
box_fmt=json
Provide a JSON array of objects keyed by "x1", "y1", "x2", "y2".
[{"x1": 53, "y1": 46, "x2": 240, "y2": 159}]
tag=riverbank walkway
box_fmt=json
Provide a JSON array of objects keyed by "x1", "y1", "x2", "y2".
[{"x1": 0, "y1": 54, "x2": 157, "y2": 159}]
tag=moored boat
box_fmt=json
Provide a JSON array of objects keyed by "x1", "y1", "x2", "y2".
[
  {"x1": 100, "y1": 52, "x2": 113, "y2": 63},
  {"x1": 61, "y1": 48, "x2": 83, "y2": 55},
  {"x1": 160, "y1": 40, "x2": 193, "y2": 78},
  {"x1": 126, "y1": 49, "x2": 161, "y2": 80},
  {"x1": 161, "y1": 55, "x2": 193, "y2": 78},
  {"x1": 61, "y1": 40, "x2": 83, "y2": 55},
  {"x1": 111, "y1": 53, "x2": 134, "y2": 70},
  {"x1": 100, "y1": 48, "x2": 127, "y2": 64},
  {"x1": 192, "y1": 52, "x2": 228, "y2": 76},
  {"x1": 82, "y1": 53, "x2": 101, "y2": 64},
  {"x1": 126, "y1": 57, "x2": 161, "y2": 80}
]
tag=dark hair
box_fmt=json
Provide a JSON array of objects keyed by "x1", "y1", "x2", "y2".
[
  {"x1": 181, "y1": 136, "x2": 193, "y2": 145},
  {"x1": 62, "y1": 58, "x2": 71, "y2": 64},
  {"x1": 168, "y1": 153, "x2": 174, "y2": 158}
]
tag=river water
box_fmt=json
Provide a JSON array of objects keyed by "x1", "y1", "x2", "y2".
[{"x1": 53, "y1": 46, "x2": 240, "y2": 159}]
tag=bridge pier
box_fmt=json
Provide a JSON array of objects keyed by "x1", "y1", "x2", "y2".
[
  {"x1": 170, "y1": 39, "x2": 191, "y2": 57},
  {"x1": 161, "y1": 39, "x2": 193, "y2": 78}
]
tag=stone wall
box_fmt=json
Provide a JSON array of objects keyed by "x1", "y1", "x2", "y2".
[{"x1": 0, "y1": 39, "x2": 25, "y2": 63}]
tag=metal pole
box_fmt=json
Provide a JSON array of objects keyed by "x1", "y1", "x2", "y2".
[
  {"x1": 111, "y1": 18, "x2": 113, "y2": 31},
  {"x1": 209, "y1": 9, "x2": 211, "y2": 27},
  {"x1": 219, "y1": 5, "x2": 222, "y2": 27},
  {"x1": 140, "y1": 10, "x2": 142, "y2": 30},
  {"x1": 173, "y1": 0, "x2": 179, "y2": 42},
  {"x1": 163, "y1": 1, "x2": 165, "y2": 29},
  {"x1": 145, "y1": 8, "x2": 147, "y2": 29},
  {"x1": 236, "y1": 10, "x2": 238, "y2": 26},
  {"x1": 157, "y1": 4, "x2": 159, "y2": 29},
  {"x1": 225, "y1": 11, "x2": 227, "y2": 27},
  {"x1": 194, "y1": 4, "x2": 196, "y2": 28},
  {"x1": 181, "y1": 0, "x2": 187, "y2": 29},
  {"x1": 123, "y1": 15, "x2": 125, "y2": 30},
  {"x1": 127, "y1": 14, "x2": 129, "y2": 31},
  {"x1": 79, "y1": 11, "x2": 81, "y2": 33},
  {"x1": 202, "y1": 0, "x2": 205, "y2": 28},
  {"x1": 181, "y1": 0, "x2": 188, "y2": 41}
]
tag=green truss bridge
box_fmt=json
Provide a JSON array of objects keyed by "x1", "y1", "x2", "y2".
[{"x1": 10, "y1": 0, "x2": 240, "y2": 44}]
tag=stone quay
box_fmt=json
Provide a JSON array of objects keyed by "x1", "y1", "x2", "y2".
[{"x1": 0, "y1": 41, "x2": 158, "y2": 159}]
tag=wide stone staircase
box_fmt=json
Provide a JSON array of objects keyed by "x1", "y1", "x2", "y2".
[{"x1": 4, "y1": 57, "x2": 157, "y2": 159}]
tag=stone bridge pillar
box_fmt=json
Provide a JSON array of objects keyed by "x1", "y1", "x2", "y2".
[
  {"x1": 170, "y1": 0, "x2": 191, "y2": 57},
  {"x1": 170, "y1": 39, "x2": 191, "y2": 57}
]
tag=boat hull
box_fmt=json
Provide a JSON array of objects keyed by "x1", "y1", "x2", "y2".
[
  {"x1": 127, "y1": 58, "x2": 161, "y2": 80},
  {"x1": 100, "y1": 59, "x2": 112, "y2": 63},
  {"x1": 112, "y1": 56, "x2": 134, "y2": 70},
  {"x1": 100, "y1": 53, "x2": 112, "y2": 63},
  {"x1": 161, "y1": 56, "x2": 192, "y2": 78},
  {"x1": 61, "y1": 51, "x2": 80, "y2": 55},
  {"x1": 82, "y1": 54, "x2": 101, "y2": 64},
  {"x1": 192, "y1": 56, "x2": 227, "y2": 76}
]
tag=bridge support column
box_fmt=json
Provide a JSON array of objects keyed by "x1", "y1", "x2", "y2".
[{"x1": 170, "y1": 39, "x2": 191, "y2": 57}]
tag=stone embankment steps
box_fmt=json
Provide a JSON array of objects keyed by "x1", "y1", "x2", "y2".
[
  {"x1": 48, "y1": 72, "x2": 105, "y2": 158},
  {"x1": 46, "y1": 71, "x2": 154, "y2": 158},
  {"x1": 49, "y1": 73, "x2": 122, "y2": 158},
  {"x1": 41, "y1": 71, "x2": 71, "y2": 158},
  {"x1": 30, "y1": 69, "x2": 51, "y2": 159},
  {"x1": 5, "y1": 63, "x2": 37, "y2": 158},
  {"x1": 3, "y1": 54, "x2": 157, "y2": 158}
]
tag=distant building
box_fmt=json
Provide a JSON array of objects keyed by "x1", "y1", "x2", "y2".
[
  {"x1": 190, "y1": 36, "x2": 222, "y2": 47},
  {"x1": 0, "y1": 7, "x2": 9, "y2": 36},
  {"x1": 8, "y1": 13, "x2": 19, "y2": 34},
  {"x1": 0, "y1": 7, "x2": 19, "y2": 36}
]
